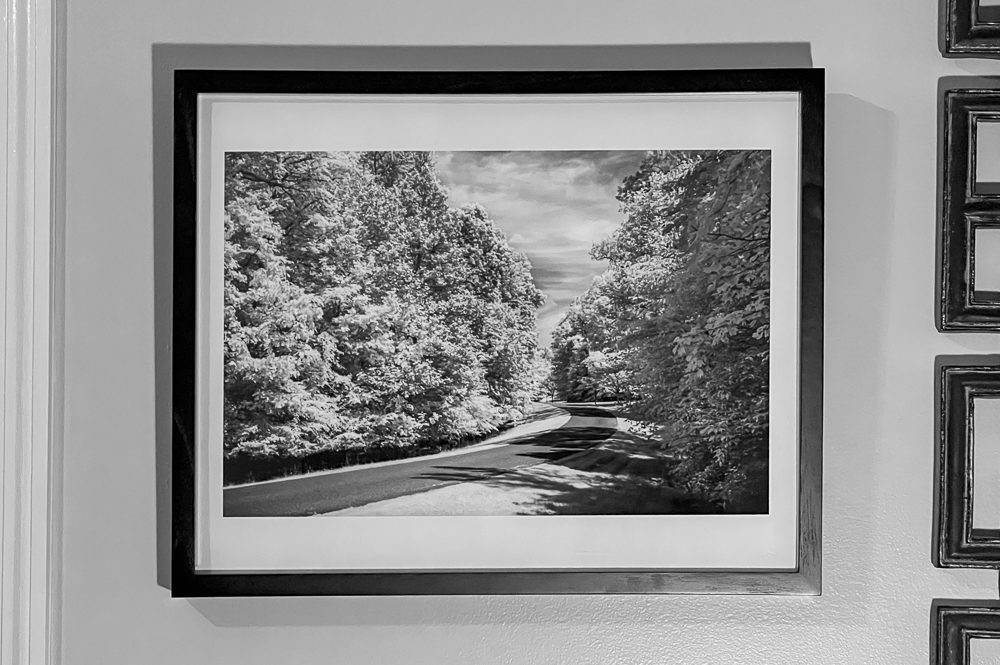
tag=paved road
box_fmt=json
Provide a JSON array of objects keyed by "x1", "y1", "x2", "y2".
[{"x1": 223, "y1": 404, "x2": 618, "y2": 517}]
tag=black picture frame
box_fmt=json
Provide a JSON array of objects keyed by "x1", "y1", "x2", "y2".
[
  {"x1": 941, "y1": 0, "x2": 1000, "y2": 56},
  {"x1": 938, "y1": 85, "x2": 1000, "y2": 331},
  {"x1": 169, "y1": 68, "x2": 825, "y2": 597},
  {"x1": 934, "y1": 357, "x2": 1000, "y2": 568},
  {"x1": 931, "y1": 600, "x2": 1000, "y2": 665}
]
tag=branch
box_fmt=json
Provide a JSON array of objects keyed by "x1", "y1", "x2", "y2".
[{"x1": 690, "y1": 151, "x2": 750, "y2": 249}]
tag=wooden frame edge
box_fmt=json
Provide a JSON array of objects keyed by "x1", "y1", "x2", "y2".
[
  {"x1": 938, "y1": 85, "x2": 1000, "y2": 331},
  {"x1": 932, "y1": 600, "x2": 1000, "y2": 665},
  {"x1": 934, "y1": 357, "x2": 1000, "y2": 568},
  {"x1": 941, "y1": 0, "x2": 1000, "y2": 57},
  {"x1": 171, "y1": 568, "x2": 820, "y2": 598}
]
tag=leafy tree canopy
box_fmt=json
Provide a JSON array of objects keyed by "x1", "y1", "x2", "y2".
[
  {"x1": 549, "y1": 150, "x2": 771, "y2": 508},
  {"x1": 223, "y1": 151, "x2": 546, "y2": 460}
]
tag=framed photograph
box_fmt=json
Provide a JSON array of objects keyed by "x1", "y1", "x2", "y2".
[
  {"x1": 934, "y1": 357, "x2": 1000, "y2": 568},
  {"x1": 170, "y1": 68, "x2": 824, "y2": 596},
  {"x1": 931, "y1": 600, "x2": 1000, "y2": 665},
  {"x1": 941, "y1": 0, "x2": 1000, "y2": 57},
  {"x1": 938, "y1": 85, "x2": 1000, "y2": 331}
]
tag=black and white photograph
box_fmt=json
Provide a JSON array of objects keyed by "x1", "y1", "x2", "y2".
[{"x1": 220, "y1": 148, "x2": 773, "y2": 518}]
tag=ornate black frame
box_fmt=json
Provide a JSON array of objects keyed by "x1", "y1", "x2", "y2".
[
  {"x1": 938, "y1": 86, "x2": 1000, "y2": 331},
  {"x1": 934, "y1": 357, "x2": 1000, "y2": 568},
  {"x1": 932, "y1": 601, "x2": 1000, "y2": 664},
  {"x1": 941, "y1": 0, "x2": 1000, "y2": 56},
  {"x1": 170, "y1": 68, "x2": 825, "y2": 597}
]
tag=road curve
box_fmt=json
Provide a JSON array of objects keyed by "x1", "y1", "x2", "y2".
[{"x1": 223, "y1": 403, "x2": 618, "y2": 517}]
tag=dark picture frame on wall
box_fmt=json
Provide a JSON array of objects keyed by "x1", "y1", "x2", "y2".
[
  {"x1": 931, "y1": 600, "x2": 1000, "y2": 665},
  {"x1": 938, "y1": 85, "x2": 1000, "y2": 330},
  {"x1": 169, "y1": 67, "x2": 824, "y2": 597},
  {"x1": 941, "y1": 0, "x2": 1000, "y2": 56},
  {"x1": 934, "y1": 357, "x2": 1000, "y2": 568}
]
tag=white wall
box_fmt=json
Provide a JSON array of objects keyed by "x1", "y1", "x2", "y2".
[{"x1": 62, "y1": 1, "x2": 1000, "y2": 663}]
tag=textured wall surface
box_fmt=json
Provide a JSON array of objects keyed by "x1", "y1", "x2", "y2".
[{"x1": 62, "y1": 1, "x2": 1000, "y2": 663}]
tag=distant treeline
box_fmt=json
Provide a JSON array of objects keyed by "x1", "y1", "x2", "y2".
[
  {"x1": 223, "y1": 151, "x2": 547, "y2": 477},
  {"x1": 548, "y1": 151, "x2": 772, "y2": 509}
]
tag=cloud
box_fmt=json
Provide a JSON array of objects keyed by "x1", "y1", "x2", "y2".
[{"x1": 435, "y1": 151, "x2": 646, "y2": 346}]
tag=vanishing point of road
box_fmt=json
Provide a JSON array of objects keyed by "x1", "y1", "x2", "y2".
[{"x1": 223, "y1": 404, "x2": 618, "y2": 517}]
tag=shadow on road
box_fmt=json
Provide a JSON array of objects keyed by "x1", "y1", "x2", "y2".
[
  {"x1": 416, "y1": 412, "x2": 718, "y2": 515},
  {"x1": 490, "y1": 424, "x2": 616, "y2": 453},
  {"x1": 513, "y1": 402, "x2": 571, "y2": 424},
  {"x1": 415, "y1": 424, "x2": 616, "y2": 480}
]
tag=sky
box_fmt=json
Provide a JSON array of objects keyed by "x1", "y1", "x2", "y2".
[{"x1": 434, "y1": 151, "x2": 647, "y2": 348}]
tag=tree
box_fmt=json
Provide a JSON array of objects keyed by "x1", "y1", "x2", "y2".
[
  {"x1": 222, "y1": 192, "x2": 343, "y2": 457},
  {"x1": 222, "y1": 151, "x2": 547, "y2": 465},
  {"x1": 549, "y1": 150, "x2": 771, "y2": 509}
]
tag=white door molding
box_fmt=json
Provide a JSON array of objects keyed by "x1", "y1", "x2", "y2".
[{"x1": 2, "y1": 0, "x2": 62, "y2": 663}]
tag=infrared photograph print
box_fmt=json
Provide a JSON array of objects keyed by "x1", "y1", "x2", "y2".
[{"x1": 220, "y1": 149, "x2": 772, "y2": 518}]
